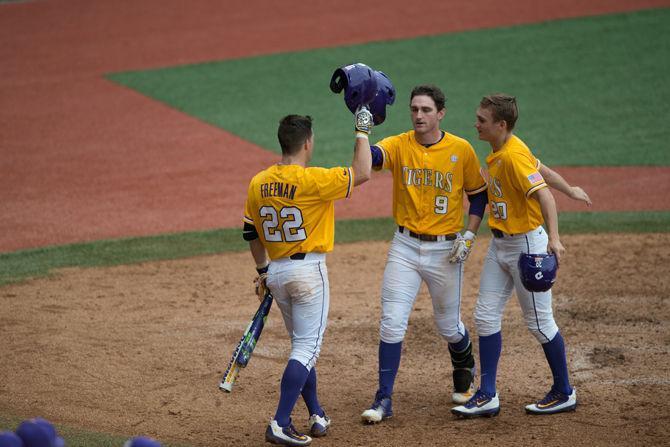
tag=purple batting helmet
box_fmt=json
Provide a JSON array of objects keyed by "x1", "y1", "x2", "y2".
[
  {"x1": 368, "y1": 70, "x2": 395, "y2": 125},
  {"x1": 330, "y1": 63, "x2": 378, "y2": 114},
  {"x1": 123, "y1": 436, "x2": 163, "y2": 447},
  {"x1": 518, "y1": 253, "x2": 558, "y2": 292},
  {"x1": 0, "y1": 431, "x2": 24, "y2": 447},
  {"x1": 31, "y1": 418, "x2": 64, "y2": 447},
  {"x1": 15, "y1": 421, "x2": 51, "y2": 447}
]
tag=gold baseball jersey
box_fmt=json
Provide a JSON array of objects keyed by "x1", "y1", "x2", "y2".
[
  {"x1": 485, "y1": 134, "x2": 548, "y2": 234},
  {"x1": 243, "y1": 164, "x2": 353, "y2": 260},
  {"x1": 375, "y1": 130, "x2": 487, "y2": 235}
]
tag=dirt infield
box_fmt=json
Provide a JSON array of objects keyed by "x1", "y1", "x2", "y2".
[{"x1": 1, "y1": 234, "x2": 669, "y2": 446}]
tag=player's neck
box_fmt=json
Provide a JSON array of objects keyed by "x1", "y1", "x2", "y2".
[
  {"x1": 278, "y1": 155, "x2": 307, "y2": 167},
  {"x1": 415, "y1": 128, "x2": 442, "y2": 146},
  {"x1": 490, "y1": 132, "x2": 512, "y2": 152}
]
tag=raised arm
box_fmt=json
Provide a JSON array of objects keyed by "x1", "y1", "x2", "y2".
[
  {"x1": 351, "y1": 106, "x2": 373, "y2": 186},
  {"x1": 539, "y1": 163, "x2": 592, "y2": 206}
]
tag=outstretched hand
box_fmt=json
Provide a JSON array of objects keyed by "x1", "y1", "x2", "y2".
[{"x1": 569, "y1": 186, "x2": 592, "y2": 206}]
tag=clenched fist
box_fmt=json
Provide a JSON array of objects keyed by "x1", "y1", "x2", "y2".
[{"x1": 355, "y1": 105, "x2": 373, "y2": 135}]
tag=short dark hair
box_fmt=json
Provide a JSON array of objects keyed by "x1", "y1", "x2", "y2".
[
  {"x1": 277, "y1": 115, "x2": 313, "y2": 155},
  {"x1": 410, "y1": 84, "x2": 446, "y2": 111},
  {"x1": 480, "y1": 94, "x2": 518, "y2": 130}
]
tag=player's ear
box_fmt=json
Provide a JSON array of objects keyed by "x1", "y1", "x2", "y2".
[{"x1": 438, "y1": 107, "x2": 446, "y2": 120}]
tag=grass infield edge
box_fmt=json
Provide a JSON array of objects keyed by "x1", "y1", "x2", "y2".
[{"x1": 1, "y1": 211, "x2": 668, "y2": 287}]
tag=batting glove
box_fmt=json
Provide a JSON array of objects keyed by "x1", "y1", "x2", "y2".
[
  {"x1": 355, "y1": 105, "x2": 373, "y2": 136},
  {"x1": 254, "y1": 264, "x2": 269, "y2": 301},
  {"x1": 449, "y1": 230, "x2": 476, "y2": 263}
]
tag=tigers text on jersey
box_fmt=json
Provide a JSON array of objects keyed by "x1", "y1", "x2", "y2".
[
  {"x1": 243, "y1": 164, "x2": 353, "y2": 260},
  {"x1": 376, "y1": 130, "x2": 487, "y2": 235},
  {"x1": 485, "y1": 134, "x2": 548, "y2": 234}
]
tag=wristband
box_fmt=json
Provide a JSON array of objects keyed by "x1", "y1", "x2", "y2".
[
  {"x1": 355, "y1": 131, "x2": 369, "y2": 140},
  {"x1": 256, "y1": 264, "x2": 269, "y2": 275}
]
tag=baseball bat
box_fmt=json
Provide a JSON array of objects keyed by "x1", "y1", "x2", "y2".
[{"x1": 219, "y1": 290, "x2": 274, "y2": 392}]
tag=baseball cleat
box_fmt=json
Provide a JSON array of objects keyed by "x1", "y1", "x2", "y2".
[
  {"x1": 452, "y1": 367, "x2": 476, "y2": 404},
  {"x1": 361, "y1": 393, "x2": 393, "y2": 424},
  {"x1": 308, "y1": 413, "x2": 330, "y2": 438},
  {"x1": 265, "y1": 419, "x2": 312, "y2": 446},
  {"x1": 451, "y1": 389, "x2": 500, "y2": 418},
  {"x1": 525, "y1": 388, "x2": 577, "y2": 415}
]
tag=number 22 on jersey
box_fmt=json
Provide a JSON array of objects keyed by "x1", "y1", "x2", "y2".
[{"x1": 260, "y1": 206, "x2": 307, "y2": 242}]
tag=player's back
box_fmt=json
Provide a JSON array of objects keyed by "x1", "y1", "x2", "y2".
[{"x1": 244, "y1": 164, "x2": 353, "y2": 260}]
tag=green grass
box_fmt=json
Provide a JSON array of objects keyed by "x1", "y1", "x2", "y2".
[
  {"x1": 0, "y1": 228, "x2": 247, "y2": 286},
  {"x1": 108, "y1": 9, "x2": 670, "y2": 167},
  {"x1": 2, "y1": 212, "x2": 668, "y2": 287}
]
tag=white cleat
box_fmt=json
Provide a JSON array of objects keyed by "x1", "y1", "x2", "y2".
[
  {"x1": 265, "y1": 419, "x2": 312, "y2": 446},
  {"x1": 361, "y1": 395, "x2": 393, "y2": 424},
  {"x1": 308, "y1": 413, "x2": 331, "y2": 437},
  {"x1": 452, "y1": 378, "x2": 475, "y2": 404},
  {"x1": 525, "y1": 388, "x2": 577, "y2": 415},
  {"x1": 451, "y1": 390, "x2": 500, "y2": 418}
]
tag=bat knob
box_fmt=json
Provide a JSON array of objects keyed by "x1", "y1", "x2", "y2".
[{"x1": 219, "y1": 382, "x2": 233, "y2": 392}]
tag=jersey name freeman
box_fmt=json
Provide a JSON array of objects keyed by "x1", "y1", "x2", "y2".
[
  {"x1": 402, "y1": 167, "x2": 453, "y2": 192},
  {"x1": 260, "y1": 182, "x2": 297, "y2": 200},
  {"x1": 244, "y1": 164, "x2": 353, "y2": 260}
]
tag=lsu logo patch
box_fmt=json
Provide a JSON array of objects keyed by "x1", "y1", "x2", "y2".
[{"x1": 527, "y1": 172, "x2": 543, "y2": 184}]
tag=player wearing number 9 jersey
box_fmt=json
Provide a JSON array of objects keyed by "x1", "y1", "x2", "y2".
[
  {"x1": 243, "y1": 112, "x2": 372, "y2": 445},
  {"x1": 361, "y1": 85, "x2": 488, "y2": 424}
]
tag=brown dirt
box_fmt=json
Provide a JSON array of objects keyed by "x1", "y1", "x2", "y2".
[
  {"x1": 2, "y1": 0, "x2": 670, "y2": 252},
  {"x1": 1, "y1": 234, "x2": 669, "y2": 446}
]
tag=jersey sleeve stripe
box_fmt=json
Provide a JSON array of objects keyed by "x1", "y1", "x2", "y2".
[
  {"x1": 373, "y1": 145, "x2": 388, "y2": 171},
  {"x1": 243, "y1": 215, "x2": 254, "y2": 224},
  {"x1": 465, "y1": 182, "x2": 488, "y2": 195},
  {"x1": 345, "y1": 167, "x2": 353, "y2": 198},
  {"x1": 526, "y1": 182, "x2": 548, "y2": 198}
]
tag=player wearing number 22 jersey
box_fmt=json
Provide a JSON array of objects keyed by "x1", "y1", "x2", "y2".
[
  {"x1": 244, "y1": 164, "x2": 352, "y2": 260},
  {"x1": 361, "y1": 85, "x2": 488, "y2": 424},
  {"x1": 243, "y1": 112, "x2": 372, "y2": 445}
]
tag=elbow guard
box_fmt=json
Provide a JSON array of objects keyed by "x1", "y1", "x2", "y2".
[
  {"x1": 371, "y1": 145, "x2": 383, "y2": 168},
  {"x1": 468, "y1": 190, "x2": 488, "y2": 219},
  {"x1": 242, "y1": 222, "x2": 259, "y2": 241}
]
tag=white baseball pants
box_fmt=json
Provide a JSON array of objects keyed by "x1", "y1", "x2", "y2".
[
  {"x1": 474, "y1": 226, "x2": 559, "y2": 343},
  {"x1": 380, "y1": 230, "x2": 466, "y2": 344},
  {"x1": 267, "y1": 253, "x2": 329, "y2": 370}
]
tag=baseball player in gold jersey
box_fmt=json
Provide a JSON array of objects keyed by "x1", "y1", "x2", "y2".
[
  {"x1": 243, "y1": 110, "x2": 373, "y2": 446},
  {"x1": 452, "y1": 93, "x2": 581, "y2": 418},
  {"x1": 361, "y1": 85, "x2": 489, "y2": 423}
]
